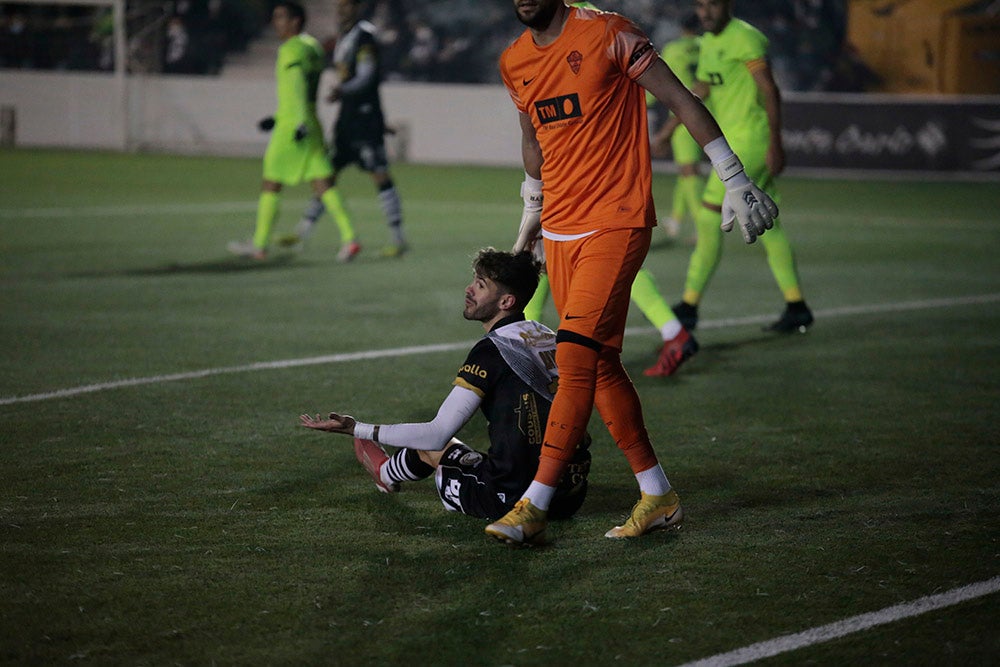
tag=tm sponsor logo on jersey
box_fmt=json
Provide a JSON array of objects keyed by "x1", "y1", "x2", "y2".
[
  {"x1": 535, "y1": 93, "x2": 583, "y2": 126},
  {"x1": 460, "y1": 363, "x2": 488, "y2": 378}
]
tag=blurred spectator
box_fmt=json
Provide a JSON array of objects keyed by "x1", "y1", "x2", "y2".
[
  {"x1": 368, "y1": 0, "x2": 406, "y2": 80},
  {"x1": 201, "y1": 0, "x2": 229, "y2": 73},
  {"x1": 403, "y1": 18, "x2": 437, "y2": 81},
  {"x1": 0, "y1": 0, "x2": 263, "y2": 74},
  {"x1": 1, "y1": 0, "x2": 854, "y2": 91},
  {"x1": 163, "y1": 14, "x2": 195, "y2": 73},
  {"x1": 1, "y1": 9, "x2": 33, "y2": 68},
  {"x1": 90, "y1": 7, "x2": 114, "y2": 70}
]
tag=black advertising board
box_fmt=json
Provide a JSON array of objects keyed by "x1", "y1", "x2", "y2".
[{"x1": 782, "y1": 94, "x2": 1000, "y2": 175}]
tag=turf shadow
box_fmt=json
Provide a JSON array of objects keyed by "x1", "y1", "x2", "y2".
[
  {"x1": 626, "y1": 332, "x2": 793, "y2": 378},
  {"x1": 67, "y1": 254, "x2": 319, "y2": 278}
]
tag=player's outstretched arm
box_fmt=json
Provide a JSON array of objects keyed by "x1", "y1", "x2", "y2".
[
  {"x1": 300, "y1": 387, "x2": 481, "y2": 450},
  {"x1": 300, "y1": 412, "x2": 356, "y2": 434}
]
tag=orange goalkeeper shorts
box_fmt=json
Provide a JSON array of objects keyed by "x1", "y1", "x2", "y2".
[{"x1": 544, "y1": 227, "x2": 651, "y2": 351}]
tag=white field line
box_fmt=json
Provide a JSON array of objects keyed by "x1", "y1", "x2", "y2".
[
  {"x1": 0, "y1": 201, "x2": 259, "y2": 219},
  {"x1": 1, "y1": 293, "x2": 999, "y2": 407},
  {"x1": 694, "y1": 293, "x2": 1000, "y2": 331},
  {"x1": 676, "y1": 575, "x2": 1000, "y2": 667},
  {"x1": 0, "y1": 199, "x2": 513, "y2": 219},
  {"x1": 0, "y1": 342, "x2": 470, "y2": 406}
]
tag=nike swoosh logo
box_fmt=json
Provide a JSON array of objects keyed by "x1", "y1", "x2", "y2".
[
  {"x1": 564, "y1": 314, "x2": 583, "y2": 320},
  {"x1": 523, "y1": 77, "x2": 536, "y2": 86},
  {"x1": 521, "y1": 526, "x2": 545, "y2": 543}
]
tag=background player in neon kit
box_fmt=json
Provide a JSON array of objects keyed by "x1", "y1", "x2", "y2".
[
  {"x1": 662, "y1": 0, "x2": 814, "y2": 334},
  {"x1": 285, "y1": 0, "x2": 407, "y2": 261},
  {"x1": 487, "y1": 0, "x2": 777, "y2": 545},
  {"x1": 300, "y1": 249, "x2": 589, "y2": 522},
  {"x1": 227, "y1": 1, "x2": 356, "y2": 261}
]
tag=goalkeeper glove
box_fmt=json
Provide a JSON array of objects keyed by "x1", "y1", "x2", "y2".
[
  {"x1": 294, "y1": 124, "x2": 308, "y2": 142},
  {"x1": 705, "y1": 138, "x2": 778, "y2": 244},
  {"x1": 513, "y1": 173, "x2": 543, "y2": 255},
  {"x1": 258, "y1": 116, "x2": 275, "y2": 132}
]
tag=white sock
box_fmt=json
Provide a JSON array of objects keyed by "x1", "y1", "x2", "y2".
[
  {"x1": 522, "y1": 481, "x2": 556, "y2": 511},
  {"x1": 635, "y1": 464, "x2": 671, "y2": 496},
  {"x1": 660, "y1": 318, "x2": 683, "y2": 341},
  {"x1": 378, "y1": 185, "x2": 404, "y2": 243}
]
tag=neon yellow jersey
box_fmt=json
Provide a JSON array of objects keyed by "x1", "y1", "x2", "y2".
[
  {"x1": 264, "y1": 32, "x2": 331, "y2": 185},
  {"x1": 662, "y1": 34, "x2": 700, "y2": 89},
  {"x1": 647, "y1": 33, "x2": 700, "y2": 106},
  {"x1": 274, "y1": 33, "x2": 325, "y2": 130},
  {"x1": 696, "y1": 18, "x2": 769, "y2": 145}
]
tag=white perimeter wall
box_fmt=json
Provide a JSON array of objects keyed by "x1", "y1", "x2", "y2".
[{"x1": 0, "y1": 70, "x2": 523, "y2": 166}]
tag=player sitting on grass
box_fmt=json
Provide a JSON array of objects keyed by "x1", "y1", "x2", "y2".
[{"x1": 300, "y1": 248, "x2": 590, "y2": 526}]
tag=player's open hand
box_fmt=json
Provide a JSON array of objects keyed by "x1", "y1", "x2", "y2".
[{"x1": 299, "y1": 412, "x2": 356, "y2": 434}]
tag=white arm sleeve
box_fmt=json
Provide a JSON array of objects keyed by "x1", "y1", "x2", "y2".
[{"x1": 373, "y1": 386, "x2": 482, "y2": 451}]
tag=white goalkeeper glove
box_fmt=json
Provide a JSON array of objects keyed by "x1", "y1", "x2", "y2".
[
  {"x1": 513, "y1": 173, "x2": 543, "y2": 255},
  {"x1": 705, "y1": 138, "x2": 779, "y2": 244}
]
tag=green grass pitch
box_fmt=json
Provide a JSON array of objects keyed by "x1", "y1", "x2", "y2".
[{"x1": 1, "y1": 149, "x2": 998, "y2": 665}]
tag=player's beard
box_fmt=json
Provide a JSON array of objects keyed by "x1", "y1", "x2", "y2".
[
  {"x1": 463, "y1": 298, "x2": 500, "y2": 323},
  {"x1": 515, "y1": 0, "x2": 559, "y2": 31}
]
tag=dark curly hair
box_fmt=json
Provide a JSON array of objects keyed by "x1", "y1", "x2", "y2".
[
  {"x1": 472, "y1": 248, "x2": 542, "y2": 312},
  {"x1": 275, "y1": 1, "x2": 306, "y2": 27}
]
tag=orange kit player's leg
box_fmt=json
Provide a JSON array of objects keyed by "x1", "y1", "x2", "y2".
[{"x1": 535, "y1": 227, "x2": 653, "y2": 484}]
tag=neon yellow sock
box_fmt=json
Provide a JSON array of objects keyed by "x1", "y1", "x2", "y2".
[
  {"x1": 630, "y1": 268, "x2": 676, "y2": 330},
  {"x1": 683, "y1": 204, "x2": 725, "y2": 299},
  {"x1": 253, "y1": 191, "x2": 281, "y2": 250},
  {"x1": 321, "y1": 187, "x2": 355, "y2": 243},
  {"x1": 525, "y1": 273, "x2": 549, "y2": 323},
  {"x1": 759, "y1": 216, "x2": 804, "y2": 302}
]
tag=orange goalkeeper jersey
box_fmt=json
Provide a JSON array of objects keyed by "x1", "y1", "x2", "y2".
[{"x1": 500, "y1": 6, "x2": 659, "y2": 235}]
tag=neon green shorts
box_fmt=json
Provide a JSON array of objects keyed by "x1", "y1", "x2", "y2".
[
  {"x1": 671, "y1": 124, "x2": 702, "y2": 165},
  {"x1": 701, "y1": 139, "x2": 779, "y2": 207},
  {"x1": 262, "y1": 123, "x2": 332, "y2": 186}
]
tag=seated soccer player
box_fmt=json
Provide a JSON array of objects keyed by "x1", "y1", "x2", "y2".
[{"x1": 300, "y1": 248, "x2": 590, "y2": 524}]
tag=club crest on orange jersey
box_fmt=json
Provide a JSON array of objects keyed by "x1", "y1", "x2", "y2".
[{"x1": 567, "y1": 50, "x2": 583, "y2": 74}]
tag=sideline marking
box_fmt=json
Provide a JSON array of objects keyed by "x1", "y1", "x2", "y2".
[
  {"x1": 676, "y1": 575, "x2": 1000, "y2": 667},
  {"x1": 0, "y1": 198, "x2": 510, "y2": 220},
  {"x1": 1, "y1": 293, "x2": 998, "y2": 407},
  {"x1": 0, "y1": 342, "x2": 469, "y2": 406}
]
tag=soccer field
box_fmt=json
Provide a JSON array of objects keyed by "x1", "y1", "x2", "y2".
[{"x1": 1, "y1": 149, "x2": 998, "y2": 665}]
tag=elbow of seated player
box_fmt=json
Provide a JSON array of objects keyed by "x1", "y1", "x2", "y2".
[{"x1": 429, "y1": 434, "x2": 457, "y2": 451}]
